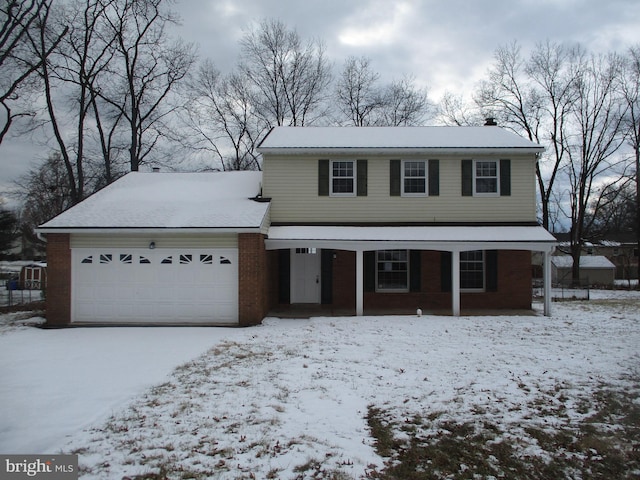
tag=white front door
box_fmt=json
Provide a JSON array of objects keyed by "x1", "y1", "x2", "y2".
[{"x1": 290, "y1": 248, "x2": 321, "y2": 303}]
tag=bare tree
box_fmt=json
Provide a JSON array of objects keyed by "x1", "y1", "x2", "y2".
[
  {"x1": 476, "y1": 41, "x2": 583, "y2": 231},
  {"x1": 99, "y1": 0, "x2": 196, "y2": 171},
  {"x1": 184, "y1": 60, "x2": 265, "y2": 171},
  {"x1": 239, "y1": 18, "x2": 331, "y2": 129},
  {"x1": 379, "y1": 75, "x2": 432, "y2": 126},
  {"x1": 0, "y1": 201, "x2": 19, "y2": 255},
  {"x1": 0, "y1": 0, "x2": 57, "y2": 144},
  {"x1": 621, "y1": 45, "x2": 640, "y2": 287},
  {"x1": 15, "y1": 151, "x2": 75, "y2": 229},
  {"x1": 527, "y1": 42, "x2": 582, "y2": 232},
  {"x1": 565, "y1": 52, "x2": 628, "y2": 284},
  {"x1": 335, "y1": 56, "x2": 382, "y2": 126},
  {"x1": 335, "y1": 56, "x2": 432, "y2": 127},
  {"x1": 437, "y1": 92, "x2": 483, "y2": 126}
]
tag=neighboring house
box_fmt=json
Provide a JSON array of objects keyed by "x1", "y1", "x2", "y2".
[
  {"x1": 38, "y1": 125, "x2": 557, "y2": 326},
  {"x1": 554, "y1": 233, "x2": 638, "y2": 280},
  {"x1": 551, "y1": 255, "x2": 616, "y2": 287}
]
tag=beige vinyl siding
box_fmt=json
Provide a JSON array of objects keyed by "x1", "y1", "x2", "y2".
[
  {"x1": 263, "y1": 155, "x2": 537, "y2": 223},
  {"x1": 71, "y1": 233, "x2": 238, "y2": 249}
]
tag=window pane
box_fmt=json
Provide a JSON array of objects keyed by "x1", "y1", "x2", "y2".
[
  {"x1": 331, "y1": 161, "x2": 355, "y2": 194},
  {"x1": 475, "y1": 161, "x2": 498, "y2": 193},
  {"x1": 404, "y1": 161, "x2": 425, "y2": 177},
  {"x1": 403, "y1": 161, "x2": 426, "y2": 194},
  {"x1": 332, "y1": 178, "x2": 354, "y2": 193},
  {"x1": 376, "y1": 250, "x2": 408, "y2": 291},
  {"x1": 460, "y1": 250, "x2": 484, "y2": 289},
  {"x1": 332, "y1": 161, "x2": 353, "y2": 177},
  {"x1": 404, "y1": 178, "x2": 426, "y2": 193}
]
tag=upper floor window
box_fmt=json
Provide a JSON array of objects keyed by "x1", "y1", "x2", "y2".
[
  {"x1": 331, "y1": 160, "x2": 355, "y2": 196},
  {"x1": 462, "y1": 159, "x2": 511, "y2": 197},
  {"x1": 402, "y1": 160, "x2": 427, "y2": 196},
  {"x1": 319, "y1": 159, "x2": 367, "y2": 197},
  {"x1": 474, "y1": 161, "x2": 498, "y2": 195},
  {"x1": 390, "y1": 159, "x2": 439, "y2": 197}
]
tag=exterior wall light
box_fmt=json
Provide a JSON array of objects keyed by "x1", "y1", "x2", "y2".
[{"x1": 149, "y1": 241, "x2": 156, "y2": 249}]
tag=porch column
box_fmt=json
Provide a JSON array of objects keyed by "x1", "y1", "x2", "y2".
[
  {"x1": 356, "y1": 249, "x2": 364, "y2": 316},
  {"x1": 543, "y1": 250, "x2": 552, "y2": 316},
  {"x1": 452, "y1": 250, "x2": 460, "y2": 316}
]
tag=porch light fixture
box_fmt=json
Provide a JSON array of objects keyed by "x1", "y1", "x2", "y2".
[{"x1": 149, "y1": 241, "x2": 156, "y2": 250}]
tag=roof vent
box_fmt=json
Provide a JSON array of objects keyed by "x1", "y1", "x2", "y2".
[
  {"x1": 152, "y1": 167, "x2": 160, "y2": 173},
  {"x1": 484, "y1": 117, "x2": 497, "y2": 126}
]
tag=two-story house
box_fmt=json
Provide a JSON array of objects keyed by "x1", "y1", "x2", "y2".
[{"x1": 38, "y1": 125, "x2": 556, "y2": 327}]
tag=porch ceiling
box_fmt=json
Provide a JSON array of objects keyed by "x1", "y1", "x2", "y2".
[{"x1": 265, "y1": 225, "x2": 557, "y2": 253}]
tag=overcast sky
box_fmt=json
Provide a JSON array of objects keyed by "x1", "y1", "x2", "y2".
[{"x1": 2, "y1": 0, "x2": 640, "y2": 207}]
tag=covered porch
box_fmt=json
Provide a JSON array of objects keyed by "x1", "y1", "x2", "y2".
[{"x1": 265, "y1": 225, "x2": 557, "y2": 317}]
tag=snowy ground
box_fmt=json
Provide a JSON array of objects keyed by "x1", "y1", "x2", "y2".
[{"x1": 1, "y1": 290, "x2": 639, "y2": 479}]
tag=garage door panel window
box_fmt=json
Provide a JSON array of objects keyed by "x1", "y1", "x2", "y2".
[
  {"x1": 220, "y1": 256, "x2": 232, "y2": 264},
  {"x1": 81, "y1": 256, "x2": 93, "y2": 264},
  {"x1": 139, "y1": 256, "x2": 151, "y2": 264},
  {"x1": 120, "y1": 254, "x2": 132, "y2": 264},
  {"x1": 200, "y1": 254, "x2": 213, "y2": 264},
  {"x1": 161, "y1": 256, "x2": 173, "y2": 264},
  {"x1": 180, "y1": 254, "x2": 192, "y2": 264},
  {"x1": 100, "y1": 254, "x2": 112, "y2": 264}
]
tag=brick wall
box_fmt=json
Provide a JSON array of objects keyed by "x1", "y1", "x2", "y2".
[
  {"x1": 334, "y1": 249, "x2": 532, "y2": 312},
  {"x1": 238, "y1": 233, "x2": 269, "y2": 326},
  {"x1": 46, "y1": 233, "x2": 71, "y2": 326}
]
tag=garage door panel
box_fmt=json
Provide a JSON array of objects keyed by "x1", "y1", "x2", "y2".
[{"x1": 72, "y1": 248, "x2": 238, "y2": 324}]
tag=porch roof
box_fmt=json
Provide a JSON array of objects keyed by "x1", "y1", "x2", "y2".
[{"x1": 265, "y1": 225, "x2": 557, "y2": 252}]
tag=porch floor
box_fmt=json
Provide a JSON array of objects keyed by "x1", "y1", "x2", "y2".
[{"x1": 267, "y1": 304, "x2": 539, "y2": 319}]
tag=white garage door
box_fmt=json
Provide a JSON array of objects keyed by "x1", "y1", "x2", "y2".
[{"x1": 71, "y1": 248, "x2": 238, "y2": 324}]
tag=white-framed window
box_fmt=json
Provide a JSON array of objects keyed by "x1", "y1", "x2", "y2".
[
  {"x1": 295, "y1": 248, "x2": 317, "y2": 254},
  {"x1": 402, "y1": 160, "x2": 427, "y2": 196},
  {"x1": 460, "y1": 250, "x2": 484, "y2": 291},
  {"x1": 376, "y1": 250, "x2": 409, "y2": 292},
  {"x1": 474, "y1": 160, "x2": 499, "y2": 196},
  {"x1": 330, "y1": 160, "x2": 356, "y2": 196}
]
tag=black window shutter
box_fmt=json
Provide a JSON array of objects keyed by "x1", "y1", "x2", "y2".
[
  {"x1": 318, "y1": 159, "x2": 329, "y2": 196},
  {"x1": 364, "y1": 251, "x2": 376, "y2": 292},
  {"x1": 428, "y1": 159, "x2": 439, "y2": 196},
  {"x1": 440, "y1": 251, "x2": 452, "y2": 292},
  {"x1": 390, "y1": 160, "x2": 401, "y2": 196},
  {"x1": 500, "y1": 159, "x2": 511, "y2": 196},
  {"x1": 410, "y1": 250, "x2": 421, "y2": 292},
  {"x1": 486, "y1": 250, "x2": 498, "y2": 291},
  {"x1": 321, "y1": 249, "x2": 333, "y2": 304},
  {"x1": 278, "y1": 249, "x2": 291, "y2": 303},
  {"x1": 357, "y1": 159, "x2": 368, "y2": 196},
  {"x1": 461, "y1": 160, "x2": 473, "y2": 196}
]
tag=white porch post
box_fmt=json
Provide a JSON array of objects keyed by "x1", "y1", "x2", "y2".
[
  {"x1": 543, "y1": 250, "x2": 552, "y2": 316},
  {"x1": 452, "y1": 250, "x2": 460, "y2": 316},
  {"x1": 356, "y1": 249, "x2": 364, "y2": 316}
]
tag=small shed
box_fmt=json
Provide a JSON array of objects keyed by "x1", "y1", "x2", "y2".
[
  {"x1": 19, "y1": 263, "x2": 47, "y2": 290},
  {"x1": 551, "y1": 256, "x2": 615, "y2": 286}
]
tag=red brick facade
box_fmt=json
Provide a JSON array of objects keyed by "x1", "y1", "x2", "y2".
[
  {"x1": 46, "y1": 233, "x2": 72, "y2": 325},
  {"x1": 238, "y1": 233, "x2": 270, "y2": 326},
  {"x1": 273, "y1": 248, "x2": 532, "y2": 314}
]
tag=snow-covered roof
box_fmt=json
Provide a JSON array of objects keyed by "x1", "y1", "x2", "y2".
[
  {"x1": 266, "y1": 225, "x2": 557, "y2": 252},
  {"x1": 551, "y1": 256, "x2": 616, "y2": 269},
  {"x1": 39, "y1": 171, "x2": 269, "y2": 231},
  {"x1": 257, "y1": 126, "x2": 544, "y2": 155}
]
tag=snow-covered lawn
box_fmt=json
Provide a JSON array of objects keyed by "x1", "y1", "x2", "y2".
[{"x1": 1, "y1": 290, "x2": 639, "y2": 479}]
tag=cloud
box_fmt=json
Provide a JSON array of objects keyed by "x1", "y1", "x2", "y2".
[{"x1": 338, "y1": 1, "x2": 415, "y2": 47}]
